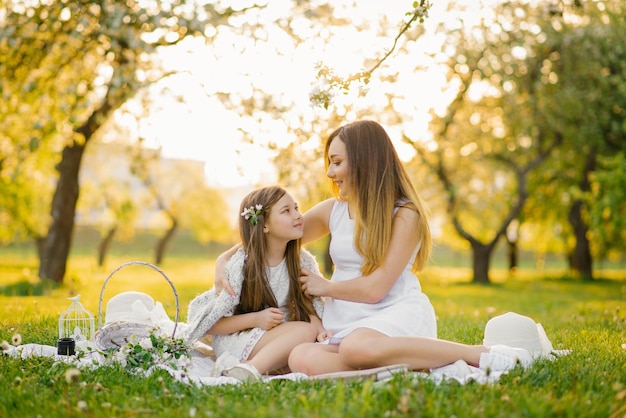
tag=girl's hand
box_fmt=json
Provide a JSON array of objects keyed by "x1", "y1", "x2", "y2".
[
  {"x1": 300, "y1": 268, "x2": 330, "y2": 298},
  {"x1": 256, "y1": 307, "x2": 284, "y2": 330},
  {"x1": 316, "y1": 330, "x2": 333, "y2": 342},
  {"x1": 309, "y1": 314, "x2": 323, "y2": 330}
]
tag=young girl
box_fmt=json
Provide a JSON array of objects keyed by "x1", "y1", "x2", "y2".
[{"x1": 184, "y1": 186, "x2": 325, "y2": 381}]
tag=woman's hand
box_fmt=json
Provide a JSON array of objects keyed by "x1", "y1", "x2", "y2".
[
  {"x1": 255, "y1": 307, "x2": 284, "y2": 330},
  {"x1": 213, "y1": 245, "x2": 240, "y2": 296},
  {"x1": 300, "y1": 268, "x2": 330, "y2": 298}
]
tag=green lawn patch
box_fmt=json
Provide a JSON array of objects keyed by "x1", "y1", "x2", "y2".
[{"x1": 1, "y1": 254, "x2": 624, "y2": 417}]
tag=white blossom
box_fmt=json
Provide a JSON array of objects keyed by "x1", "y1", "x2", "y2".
[
  {"x1": 64, "y1": 368, "x2": 81, "y2": 384},
  {"x1": 139, "y1": 337, "x2": 153, "y2": 350}
]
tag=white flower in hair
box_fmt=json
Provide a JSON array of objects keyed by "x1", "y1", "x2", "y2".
[{"x1": 241, "y1": 204, "x2": 263, "y2": 225}]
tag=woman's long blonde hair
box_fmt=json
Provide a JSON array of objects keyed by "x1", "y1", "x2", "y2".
[
  {"x1": 235, "y1": 186, "x2": 314, "y2": 322},
  {"x1": 325, "y1": 120, "x2": 432, "y2": 275}
]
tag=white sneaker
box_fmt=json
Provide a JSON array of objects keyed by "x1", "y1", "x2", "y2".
[
  {"x1": 479, "y1": 344, "x2": 534, "y2": 372},
  {"x1": 223, "y1": 363, "x2": 262, "y2": 382},
  {"x1": 433, "y1": 359, "x2": 474, "y2": 381},
  {"x1": 211, "y1": 352, "x2": 239, "y2": 377}
]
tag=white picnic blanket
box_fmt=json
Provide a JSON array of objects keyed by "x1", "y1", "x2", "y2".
[
  {"x1": 4, "y1": 296, "x2": 568, "y2": 385},
  {"x1": 3, "y1": 339, "x2": 569, "y2": 386}
]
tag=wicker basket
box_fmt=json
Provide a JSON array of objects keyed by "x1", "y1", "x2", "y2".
[{"x1": 94, "y1": 261, "x2": 179, "y2": 351}]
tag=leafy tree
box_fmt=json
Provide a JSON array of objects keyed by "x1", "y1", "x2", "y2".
[
  {"x1": 0, "y1": 0, "x2": 261, "y2": 282},
  {"x1": 372, "y1": 0, "x2": 625, "y2": 282},
  {"x1": 129, "y1": 142, "x2": 231, "y2": 265},
  {"x1": 389, "y1": 0, "x2": 560, "y2": 283},
  {"x1": 0, "y1": 147, "x2": 53, "y2": 254},
  {"x1": 586, "y1": 152, "x2": 626, "y2": 260},
  {"x1": 178, "y1": 186, "x2": 234, "y2": 245},
  {"x1": 528, "y1": 0, "x2": 626, "y2": 279}
]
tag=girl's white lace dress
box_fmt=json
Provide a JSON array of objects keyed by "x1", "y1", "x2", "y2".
[
  {"x1": 184, "y1": 248, "x2": 323, "y2": 361},
  {"x1": 212, "y1": 259, "x2": 290, "y2": 361}
]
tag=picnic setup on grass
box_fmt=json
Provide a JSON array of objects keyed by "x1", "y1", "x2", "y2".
[{"x1": 2, "y1": 261, "x2": 569, "y2": 386}]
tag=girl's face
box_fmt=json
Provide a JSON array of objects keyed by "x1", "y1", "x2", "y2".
[
  {"x1": 326, "y1": 137, "x2": 350, "y2": 198},
  {"x1": 263, "y1": 192, "x2": 304, "y2": 242}
]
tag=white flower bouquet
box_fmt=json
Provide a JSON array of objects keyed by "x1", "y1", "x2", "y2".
[{"x1": 101, "y1": 332, "x2": 192, "y2": 372}]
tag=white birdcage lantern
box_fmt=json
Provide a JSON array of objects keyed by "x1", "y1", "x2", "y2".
[{"x1": 59, "y1": 295, "x2": 95, "y2": 342}]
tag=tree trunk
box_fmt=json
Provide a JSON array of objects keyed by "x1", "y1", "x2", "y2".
[
  {"x1": 507, "y1": 239, "x2": 518, "y2": 271},
  {"x1": 567, "y1": 151, "x2": 595, "y2": 280},
  {"x1": 568, "y1": 200, "x2": 593, "y2": 280},
  {"x1": 155, "y1": 218, "x2": 178, "y2": 265},
  {"x1": 505, "y1": 220, "x2": 520, "y2": 272},
  {"x1": 471, "y1": 242, "x2": 494, "y2": 284},
  {"x1": 38, "y1": 143, "x2": 85, "y2": 282},
  {"x1": 97, "y1": 226, "x2": 118, "y2": 267},
  {"x1": 33, "y1": 36, "x2": 131, "y2": 283}
]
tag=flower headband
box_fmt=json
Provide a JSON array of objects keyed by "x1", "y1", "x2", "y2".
[{"x1": 241, "y1": 204, "x2": 263, "y2": 225}]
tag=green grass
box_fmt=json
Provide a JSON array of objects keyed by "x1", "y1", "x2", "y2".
[{"x1": 1, "y1": 249, "x2": 625, "y2": 417}]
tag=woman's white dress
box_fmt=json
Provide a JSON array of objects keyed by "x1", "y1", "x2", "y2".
[
  {"x1": 212, "y1": 260, "x2": 291, "y2": 361},
  {"x1": 322, "y1": 200, "x2": 437, "y2": 343}
]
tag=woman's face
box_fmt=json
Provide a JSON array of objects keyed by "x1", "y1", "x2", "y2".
[{"x1": 326, "y1": 137, "x2": 350, "y2": 198}]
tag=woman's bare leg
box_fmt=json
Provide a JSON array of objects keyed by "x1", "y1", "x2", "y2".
[
  {"x1": 288, "y1": 328, "x2": 489, "y2": 377},
  {"x1": 245, "y1": 321, "x2": 318, "y2": 374},
  {"x1": 339, "y1": 328, "x2": 488, "y2": 370},
  {"x1": 288, "y1": 342, "x2": 352, "y2": 375}
]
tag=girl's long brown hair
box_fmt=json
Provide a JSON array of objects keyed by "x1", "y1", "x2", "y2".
[
  {"x1": 235, "y1": 186, "x2": 314, "y2": 322},
  {"x1": 325, "y1": 120, "x2": 432, "y2": 275}
]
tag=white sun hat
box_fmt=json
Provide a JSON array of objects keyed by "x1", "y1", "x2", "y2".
[
  {"x1": 95, "y1": 292, "x2": 158, "y2": 350},
  {"x1": 483, "y1": 312, "x2": 554, "y2": 359},
  {"x1": 104, "y1": 291, "x2": 155, "y2": 326}
]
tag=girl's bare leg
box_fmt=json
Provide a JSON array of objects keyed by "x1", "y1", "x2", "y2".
[{"x1": 245, "y1": 321, "x2": 318, "y2": 374}]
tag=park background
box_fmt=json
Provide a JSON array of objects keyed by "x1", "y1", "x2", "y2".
[{"x1": 1, "y1": 0, "x2": 625, "y2": 416}]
